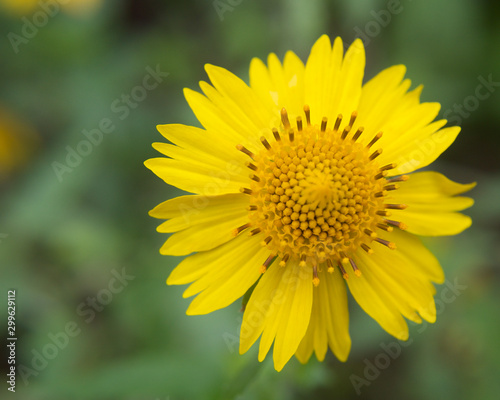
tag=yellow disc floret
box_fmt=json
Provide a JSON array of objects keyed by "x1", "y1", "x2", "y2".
[{"x1": 236, "y1": 106, "x2": 408, "y2": 281}]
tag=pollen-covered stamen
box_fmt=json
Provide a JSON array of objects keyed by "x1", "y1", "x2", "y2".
[
  {"x1": 272, "y1": 127, "x2": 281, "y2": 141},
  {"x1": 240, "y1": 187, "x2": 253, "y2": 195},
  {"x1": 261, "y1": 254, "x2": 275, "y2": 273},
  {"x1": 349, "y1": 258, "x2": 362, "y2": 277},
  {"x1": 380, "y1": 163, "x2": 397, "y2": 172},
  {"x1": 377, "y1": 223, "x2": 394, "y2": 232},
  {"x1": 281, "y1": 108, "x2": 291, "y2": 129},
  {"x1": 262, "y1": 236, "x2": 272, "y2": 246},
  {"x1": 338, "y1": 261, "x2": 349, "y2": 280},
  {"x1": 339, "y1": 251, "x2": 350, "y2": 264},
  {"x1": 367, "y1": 132, "x2": 383, "y2": 149},
  {"x1": 304, "y1": 105, "x2": 311, "y2": 125},
  {"x1": 384, "y1": 203, "x2": 408, "y2": 210},
  {"x1": 361, "y1": 243, "x2": 374, "y2": 254},
  {"x1": 352, "y1": 127, "x2": 364, "y2": 142},
  {"x1": 333, "y1": 114, "x2": 342, "y2": 132},
  {"x1": 232, "y1": 223, "x2": 251, "y2": 236},
  {"x1": 340, "y1": 125, "x2": 351, "y2": 140},
  {"x1": 312, "y1": 264, "x2": 320, "y2": 287},
  {"x1": 297, "y1": 116, "x2": 303, "y2": 131},
  {"x1": 384, "y1": 184, "x2": 399, "y2": 191},
  {"x1": 248, "y1": 205, "x2": 258, "y2": 211},
  {"x1": 246, "y1": 161, "x2": 258, "y2": 171},
  {"x1": 236, "y1": 144, "x2": 254, "y2": 159},
  {"x1": 348, "y1": 111, "x2": 358, "y2": 128},
  {"x1": 369, "y1": 149, "x2": 383, "y2": 161},
  {"x1": 250, "y1": 227, "x2": 262, "y2": 236},
  {"x1": 260, "y1": 136, "x2": 271, "y2": 150},
  {"x1": 326, "y1": 258, "x2": 335, "y2": 273},
  {"x1": 279, "y1": 253, "x2": 290, "y2": 267},
  {"x1": 289, "y1": 128, "x2": 295, "y2": 142},
  {"x1": 364, "y1": 228, "x2": 377, "y2": 238},
  {"x1": 375, "y1": 171, "x2": 388, "y2": 180},
  {"x1": 321, "y1": 117, "x2": 328, "y2": 132},
  {"x1": 375, "y1": 237, "x2": 397, "y2": 249},
  {"x1": 386, "y1": 175, "x2": 409, "y2": 183},
  {"x1": 299, "y1": 254, "x2": 307, "y2": 267},
  {"x1": 250, "y1": 174, "x2": 260, "y2": 182},
  {"x1": 376, "y1": 210, "x2": 391, "y2": 216},
  {"x1": 385, "y1": 219, "x2": 408, "y2": 230}
]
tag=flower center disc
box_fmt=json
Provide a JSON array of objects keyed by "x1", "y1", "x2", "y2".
[{"x1": 246, "y1": 108, "x2": 390, "y2": 269}]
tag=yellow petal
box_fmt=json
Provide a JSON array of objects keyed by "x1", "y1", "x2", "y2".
[
  {"x1": 305, "y1": 36, "x2": 365, "y2": 125},
  {"x1": 168, "y1": 232, "x2": 257, "y2": 284},
  {"x1": 268, "y1": 52, "x2": 305, "y2": 116},
  {"x1": 354, "y1": 246, "x2": 437, "y2": 324},
  {"x1": 384, "y1": 229, "x2": 445, "y2": 284},
  {"x1": 296, "y1": 267, "x2": 351, "y2": 363},
  {"x1": 183, "y1": 87, "x2": 262, "y2": 155},
  {"x1": 356, "y1": 64, "x2": 459, "y2": 173},
  {"x1": 294, "y1": 297, "x2": 321, "y2": 363},
  {"x1": 249, "y1": 56, "x2": 279, "y2": 115},
  {"x1": 159, "y1": 209, "x2": 248, "y2": 256},
  {"x1": 346, "y1": 261, "x2": 409, "y2": 340},
  {"x1": 181, "y1": 235, "x2": 270, "y2": 315},
  {"x1": 202, "y1": 64, "x2": 278, "y2": 146},
  {"x1": 239, "y1": 260, "x2": 313, "y2": 371},
  {"x1": 387, "y1": 126, "x2": 461, "y2": 175},
  {"x1": 356, "y1": 65, "x2": 408, "y2": 128},
  {"x1": 388, "y1": 171, "x2": 475, "y2": 236},
  {"x1": 156, "y1": 123, "x2": 248, "y2": 167},
  {"x1": 249, "y1": 50, "x2": 306, "y2": 125},
  {"x1": 151, "y1": 193, "x2": 248, "y2": 233},
  {"x1": 144, "y1": 157, "x2": 245, "y2": 196}
]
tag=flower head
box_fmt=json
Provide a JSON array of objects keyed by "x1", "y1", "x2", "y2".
[{"x1": 145, "y1": 35, "x2": 474, "y2": 371}]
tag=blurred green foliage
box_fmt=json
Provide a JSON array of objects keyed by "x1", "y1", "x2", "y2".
[{"x1": 1, "y1": 0, "x2": 499, "y2": 399}]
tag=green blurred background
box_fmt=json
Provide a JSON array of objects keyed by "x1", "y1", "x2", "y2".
[{"x1": 1, "y1": 0, "x2": 499, "y2": 399}]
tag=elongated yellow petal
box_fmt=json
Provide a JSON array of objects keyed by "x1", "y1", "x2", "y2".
[
  {"x1": 346, "y1": 264, "x2": 409, "y2": 341},
  {"x1": 181, "y1": 235, "x2": 269, "y2": 315},
  {"x1": 203, "y1": 64, "x2": 278, "y2": 142},
  {"x1": 354, "y1": 247, "x2": 437, "y2": 324},
  {"x1": 156, "y1": 124, "x2": 249, "y2": 167},
  {"x1": 296, "y1": 267, "x2": 351, "y2": 363},
  {"x1": 249, "y1": 50, "x2": 306, "y2": 126},
  {"x1": 168, "y1": 233, "x2": 259, "y2": 286},
  {"x1": 240, "y1": 260, "x2": 313, "y2": 371},
  {"x1": 159, "y1": 211, "x2": 248, "y2": 256},
  {"x1": 183, "y1": 87, "x2": 261, "y2": 154},
  {"x1": 151, "y1": 193, "x2": 249, "y2": 233},
  {"x1": 144, "y1": 157, "x2": 245, "y2": 196},
  {"x1": 355, "y1": 64, "x2": 460, "y2": 173},
  {"x1": 305, "y1": 36, "x2": 365, "y2": 125},
  {"x1": 388, "y1": 126, "x2": 461, "y2": 175},
  {"x1": 388, "y1": 171, "x2": 475, "y2": 236}
]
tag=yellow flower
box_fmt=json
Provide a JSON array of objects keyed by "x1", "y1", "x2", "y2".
[
  {"x1": 0, "y1": 0, "x2": 103, "y2": 16},
  {"x1": 145, "y1": 35, "x2": 474, "y2": 371},
  {"x1": 0, "y1": 106, "x2": 37, "y2": 179}
]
